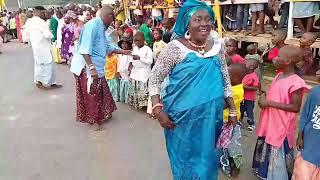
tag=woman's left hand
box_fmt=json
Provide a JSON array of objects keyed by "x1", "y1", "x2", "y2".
[{"x1": 228, "y1": 115, "x2": 237, "y2": 127}]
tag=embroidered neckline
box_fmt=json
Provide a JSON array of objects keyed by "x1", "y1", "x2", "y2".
[{"x1": 173, "y1": 38, "x2": 222, "y2": 58}]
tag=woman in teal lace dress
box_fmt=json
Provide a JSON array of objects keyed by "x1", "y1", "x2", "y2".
[{"x1": 148, "y1": 0, "x2": 237, "y2": 179}]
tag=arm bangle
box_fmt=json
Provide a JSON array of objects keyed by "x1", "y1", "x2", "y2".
[
  {"x1": 229, "y1": 114, "x2": 237, "y2": 117},
  {"x1": 152, "y1": 103, "x2": 163, "y2": 112},
  {"x1": 89, "y1": 64, "x2": 95, "y2": 70}
]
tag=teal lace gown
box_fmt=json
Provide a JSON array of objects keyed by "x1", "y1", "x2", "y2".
[{"x1": 149, "y1": 38, "x2": 232, "y2": 180}]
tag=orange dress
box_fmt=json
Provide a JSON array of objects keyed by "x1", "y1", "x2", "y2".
[
  {"x1": 105, "y1": 54, "x2": 119, "y2": 80},
  {"x1": 105, "y1": 54, "x2": 120, "y2": 101}
]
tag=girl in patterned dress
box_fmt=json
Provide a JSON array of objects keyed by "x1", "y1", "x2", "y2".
[{"x1": 253, "y1": 46, "x2": 309, "y2": 179}]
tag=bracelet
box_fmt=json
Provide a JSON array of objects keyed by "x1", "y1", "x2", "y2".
[
  {"x1": 229, "y1": 113, "x2": 237, "y2": 117},
  {"x1": 152, "y1": 103, "x2": 163, "y2": 112},
  {"x1": 152, "y1": 109, "x2": 163, "y2": 118},
  {"x1": 88, "y1": 64, "x2": 95, "y2": 70}
]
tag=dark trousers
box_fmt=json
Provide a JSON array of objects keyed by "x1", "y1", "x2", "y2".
[
  {"x1": 240, "y1": 100, "x2": 255, "y2": 126},
  {"x1": 279, "y1": 2, "x2": 289, "y2": 29},
  {"x1": 236, "y1": 4, "x2": 249, "y2": 30}
]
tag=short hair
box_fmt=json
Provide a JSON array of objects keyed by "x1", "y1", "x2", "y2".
[
  {"x1": 304, "y1": 32, "x2": 318, "y2": 44},
  {"x1": 281, "y1": 45, "x2": 303, "y2": 64},
  {"x1": 134, "y1": 31, "x2": 145, "y2": 39},
  {"x1": 153, "y1": 28, "x2": 163, "y2": 35},
  {"x1": 34, "y1": 6, "x2": 46, "y2": 11},
  {"x1": 273, "y1": 30, "x2": 287, "y2": 40},
  {"x1": 55, "y1": 9, "x2": 62, "y2": 14},
  {"x1": 228, "y1": 39, "x2": 237, "y2": 47},
  {"x1": 247, "y1": 44, "x2": 257, "y2": 55}
]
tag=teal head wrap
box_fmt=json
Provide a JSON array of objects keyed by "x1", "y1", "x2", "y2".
[{"x1": 173, "y1": 0, "x2": 215, "y2": 38}]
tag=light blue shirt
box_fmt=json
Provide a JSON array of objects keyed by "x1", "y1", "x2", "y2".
[{"x1": 78, "y1": 17, "x2": 115, "y2": 78}]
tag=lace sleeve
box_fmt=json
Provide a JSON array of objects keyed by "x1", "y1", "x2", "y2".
[
  {"x1": 218, "y1": 39, "x2": 233, "y2": 98},
  {"x1": 148, "y1": 42, "x2": 182, "y2": 96}
]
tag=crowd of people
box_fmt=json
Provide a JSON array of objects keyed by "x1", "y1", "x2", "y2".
[{"x1": 1, "y1": 0, "x2": 320, "y2": 180}]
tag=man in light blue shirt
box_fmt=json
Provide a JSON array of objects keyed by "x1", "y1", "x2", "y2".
[
  {"x1": 77, "y1": 6, "x2": 130, "y2": 131},
  {"x1": 78, "y1": 17, "x2": 114, "y2": 78}
]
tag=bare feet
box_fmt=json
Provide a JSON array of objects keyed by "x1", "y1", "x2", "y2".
[
  {"x1": 251, "y1": 31, "x2": 258, "y2": 36},
  {"x1": 105, "y1": 114, "x2": 112, "y2": 121},
  {"x1": 233, "y1": 29, "x2": 241, "y2": 33},
  {"x1": 91, "y1": 123, "x2": 101, "y2": 131},
  {"x1": 36, "y1": 82, "x2": 47, "y2": 89},
  {"x1": 241, "y1": 29, "x2": 247, "y2": 33},
  {"x1": 251, "y1": 30, "x2": 265, "y2": 36}
]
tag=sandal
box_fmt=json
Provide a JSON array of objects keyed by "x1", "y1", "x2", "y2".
[{"x1": 50, "y1": 84, "x2": 63, "y2": 89}]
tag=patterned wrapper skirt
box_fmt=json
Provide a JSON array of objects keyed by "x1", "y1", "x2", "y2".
[
  {"x1": 74, "y1": 70, "x2": 89, "y2": 123},
  {"x1": 252, "y1": 137, "x2": 294, "y2": 180},
  {"x1": 107, "y1": 76, "x2": 120, "y2": 102},
  {"x1": 292, "y1": 153, "x2": 320, "y2": 180},
  {"x1": 127, "y1": 79, "x2": 149, "y2": 109},
  {"x1": 75, "y1": 72, "x2": 117, "y2": 125}
]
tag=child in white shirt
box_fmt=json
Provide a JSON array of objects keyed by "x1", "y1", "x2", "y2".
[{"x1": 128, "y1": 32, "x2": 153, "y2": 109}]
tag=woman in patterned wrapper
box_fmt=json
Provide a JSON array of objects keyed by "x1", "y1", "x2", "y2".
[
  {"x1": 61, "y1": 10, "x2": 77, "y2": 65},
  {"x1": 148, "y1": 0, "x2": 237, "y2": 179}
]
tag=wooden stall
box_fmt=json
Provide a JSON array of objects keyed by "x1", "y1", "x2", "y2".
[
  {"x1": 217, "y1": 0, "x2": 320, "y2": 48},
  {"x1": 124, "y1": 0, "x2": 319, "y2": 48}
]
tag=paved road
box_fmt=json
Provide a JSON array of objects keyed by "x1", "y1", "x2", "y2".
[{"x1": 0, "y1": 41, "x2": 258, "y2": 180}]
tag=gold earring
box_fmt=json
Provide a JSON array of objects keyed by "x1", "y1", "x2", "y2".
[{"x1": 185, "y1": 30, "x2": 191, "y2": 40}]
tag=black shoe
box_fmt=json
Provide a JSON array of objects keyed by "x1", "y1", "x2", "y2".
[{"x1": 50, "y1": 84, "x2": 63, "y2": 89}]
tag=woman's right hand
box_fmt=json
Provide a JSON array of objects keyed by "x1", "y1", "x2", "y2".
[
  {"x1": 156, "y1": 111, "x2": 175, "y2": 129},
  {"x1": 90, "y1": 69, "x2": 98, "y2": 79}
]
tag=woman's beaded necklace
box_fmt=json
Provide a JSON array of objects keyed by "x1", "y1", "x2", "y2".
[{"x1": 187, "y1": 39, "x2": 207, "y2": 55}]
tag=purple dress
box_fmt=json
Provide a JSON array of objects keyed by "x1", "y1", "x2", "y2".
[{"x1": 61, "y1": 23, "x2": 76, "y2": 61}]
